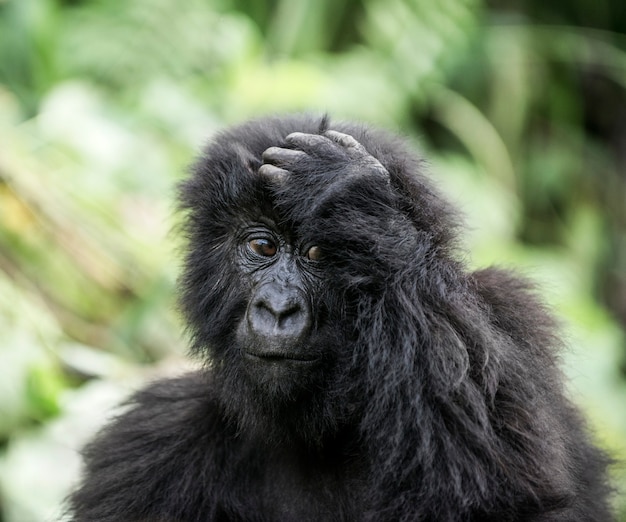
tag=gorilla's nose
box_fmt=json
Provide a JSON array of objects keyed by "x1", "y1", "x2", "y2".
[{"x1": 248, "y1": 284, "x2": 311, "y2": 339}]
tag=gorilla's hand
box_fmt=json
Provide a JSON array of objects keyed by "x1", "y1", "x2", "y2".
[
  {"x1": 260, "y1": 130, "x2": 389, "y2": 186},
  {"x1": 259, "y1": 131, "x2": 398, "y2": 225}
]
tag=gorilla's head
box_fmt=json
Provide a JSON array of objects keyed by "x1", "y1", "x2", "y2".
[{"x1": 178, "y1": 114, "x2": 458, "y2": 444}]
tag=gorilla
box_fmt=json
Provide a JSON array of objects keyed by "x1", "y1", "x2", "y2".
[{"x1": 67, "y1": 114, "x2": 613, "y2": 521}]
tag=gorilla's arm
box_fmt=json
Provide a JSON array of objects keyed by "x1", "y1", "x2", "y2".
[{"x1": 260, "y1": 130, "x2": 613, "y2": 521}]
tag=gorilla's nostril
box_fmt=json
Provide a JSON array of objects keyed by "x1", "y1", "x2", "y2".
[
  {"x1": 256, "y1": 297, "x2": 301, "y2": 321},
  {"x1": 249, "y1": 286, "x2": 311, "y2": 338}
]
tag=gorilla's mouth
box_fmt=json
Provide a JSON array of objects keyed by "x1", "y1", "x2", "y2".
[{"x1": 244, "y1": 350, "x2": 319, "y2": 364}]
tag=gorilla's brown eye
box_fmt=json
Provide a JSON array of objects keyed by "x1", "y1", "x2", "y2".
[
  {"x1": 305, "y1": 246, "x2": 322, "y2": 261},
  {"x1": 248, "y1": 238, "x2": 277, "y2": 257}
]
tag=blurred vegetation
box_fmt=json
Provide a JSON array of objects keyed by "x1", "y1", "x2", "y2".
[{"x1": 0, "y1": 0, "x2": 625, "y2": 519}]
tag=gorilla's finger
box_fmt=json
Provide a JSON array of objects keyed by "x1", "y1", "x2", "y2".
[
  {"x1": 324, "y1": 130, "x2": 389, "y2": 180},
  {"x1": 262, "y1": 147, "x2": 307, "y2": 167},
  {"x1": 324, "y1": 131, "x2": 388, "y2": 180},
  {"x1": 258, "y1": 163, "x2": 289, "y2": 183},
  {"x1": 285, "y1": 132, "x2": 336, "y2": 156},
  {"x1": 324, "y1": 130, "x2": 367, "y2": 155}
]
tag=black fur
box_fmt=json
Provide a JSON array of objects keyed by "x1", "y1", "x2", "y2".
[{"x1": 67, "y1": 114, "x2": 614, "y2": 521}]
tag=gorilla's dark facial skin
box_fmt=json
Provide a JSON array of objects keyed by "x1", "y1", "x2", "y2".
[
  {"x1": 239, "y1": 230, "x2": 315, "y2": 355},
  {"x1": 67, "y1": 115, "x2": 614, "y2": 522},
  {"x1": 235, "y1": 223, "x2": 330, "y2": 391}
]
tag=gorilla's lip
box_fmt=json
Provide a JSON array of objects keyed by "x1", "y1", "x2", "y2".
[{"x1": 244, "y1": 350, "x2": 319, "y2": 364}]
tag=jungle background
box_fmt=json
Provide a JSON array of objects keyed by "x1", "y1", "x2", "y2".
[{"x1": 1, "y1": 0, "x2": 625, "y2": 519}]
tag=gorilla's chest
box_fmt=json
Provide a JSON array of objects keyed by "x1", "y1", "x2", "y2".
[{"x1": 232, "y1": 446, "x2": 368, "y2": 521}]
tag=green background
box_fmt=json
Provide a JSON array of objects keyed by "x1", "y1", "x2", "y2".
[{"x1": 0, "y1": 0, "x2": 625, "y2": 519}]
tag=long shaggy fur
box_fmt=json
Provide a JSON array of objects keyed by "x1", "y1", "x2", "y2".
[{"x1": 67, "y1": 114, "x2": 614, "y2": 521}]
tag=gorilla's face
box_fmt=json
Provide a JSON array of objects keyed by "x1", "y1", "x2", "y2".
[
  {"x1": 234, "y1": 220, "x2": 337, "y2": 391},
  {"x1": 213, "y1": 213, "x2": 354, "y2": 443}
]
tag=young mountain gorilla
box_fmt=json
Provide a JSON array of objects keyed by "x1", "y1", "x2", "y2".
[{"x1": 67, "y1": 115, "x2": 613, "y2": 521}]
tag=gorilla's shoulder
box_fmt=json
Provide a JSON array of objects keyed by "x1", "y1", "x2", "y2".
[
  {"x1": 130, "y1": 370, "x2": 215, "y2": 410},
  {"x1": 81, "y1": 371, "x2": 229, "y2": 465},
  {"x1": 68, "y1": 372, "x2": 236, "y2": 519}
]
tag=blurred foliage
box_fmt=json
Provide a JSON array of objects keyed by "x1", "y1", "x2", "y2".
[{"x1": 0, "y1": 0, "x2": 625, "y2": 519}]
